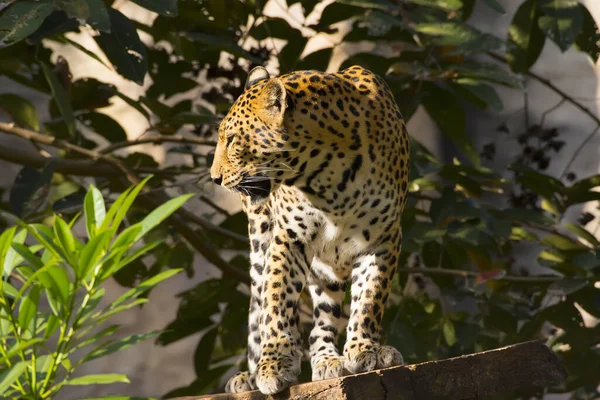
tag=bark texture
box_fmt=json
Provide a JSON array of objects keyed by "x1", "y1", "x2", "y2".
[{"x1": 173, "y1": 341, "x2": 567, "y2": 400}]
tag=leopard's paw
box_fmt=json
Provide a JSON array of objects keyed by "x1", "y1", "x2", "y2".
[
  {"x1": 375, "y1": 345, "x2": 404, "y2": 368},
  {"x1": 345, "y1": 345, "x2": 403, "y2": 374},
  {"x1": 225, "y1": 371, "x2": 256, "y2": 393},
  {"x1": 255, "y1": 355, "x2": 300, "y2": 395},
  {"x1": 311, "y1": 355, "x2": 346, "y2": 381}
]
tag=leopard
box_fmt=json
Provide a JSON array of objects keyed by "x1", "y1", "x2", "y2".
[{"x1": 210, "y1": 65, "x2": 410, "y2": 395}]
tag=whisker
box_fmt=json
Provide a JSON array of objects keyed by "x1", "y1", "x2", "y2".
[
  {"x1": 253, "y1": 168, "x2": 293, "y2": 173},
  {"x1": 262, "y1": 148, "x2": 298, "y2": 154}
]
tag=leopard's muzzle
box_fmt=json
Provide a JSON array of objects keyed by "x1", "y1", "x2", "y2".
[{"x1": 233, "y1": 174, "x2": 272, "y2": 202}]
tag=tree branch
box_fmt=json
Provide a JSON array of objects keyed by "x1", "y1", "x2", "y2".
[
  {"x1": 487, "y1": 52, "x2": 600, "y2": 126},
  {"x1": 99, "y1": 135, "x2": 217, "y2": 154},
  {"x1": 396, "y1": 267, "x2": 592, "y2": 283},
  {"x1": 0, "y1": 135, "x2": 122, "y2": 177},
  {"x1": 0, "y1": 122, "x2": 139, "y2": 183},
  {"x1": 179, "y1": 341, "x2": 567, "y2": 400}
]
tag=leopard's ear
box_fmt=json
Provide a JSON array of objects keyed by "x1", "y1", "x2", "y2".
[
  {"x1": 245, "y1": 66, "x2": 270, "y2": 90},
  {"x1": 256, "y1": 79, "x2": 287, "y2": 125}
]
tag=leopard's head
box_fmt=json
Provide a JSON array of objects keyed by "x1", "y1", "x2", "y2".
[{"x1": 210, "y1": 66, "x2": 295, "y2": 202}]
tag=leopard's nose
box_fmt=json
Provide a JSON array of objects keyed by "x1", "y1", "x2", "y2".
[{"x1": 212, "y1": 176, "x2": 223, "y2": 185}]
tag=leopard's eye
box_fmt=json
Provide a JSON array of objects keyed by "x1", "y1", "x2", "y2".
[{"x1": 226, "y1": 135, "x2": 235, "y2": 146}]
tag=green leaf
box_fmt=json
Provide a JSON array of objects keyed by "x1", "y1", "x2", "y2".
[
  {"x1": 100, "y1": 176, "x2": 152, "y2": 232},
  {"x1": 3, "y1": 229, "x2": 27, "y2": 278},
  {"x1": 0, "y1": 338, "x2": 43, "y2": 365},
  {"x1": 73, "y1": 324, "x2": 119, "y2": 352},
  {"x1": 564, "y1": 174, "x2": 600, "y2": 206},
  {"x1": 0, "y1": 94, "x2": 40, "y2": 130},
  {"x1": 453, "y1": 78, "x2": 504, "y2": 112},
  {"x1": 10, "y1": 243, "x2": 43, "y2": 275},
  {"x1": 84, "y1": 185, "x2": 106, "y2": 239},
  {"x1": 10, "y1": 164, "x2": 55, "y2": 217},
  {"x1": 415, "y1": 22, "x2": 505, "y2": 52},
  {"x1": 0, "y1": 281, "x2": 18, "y2": 299},
  {"x1": 573, "y1": 4, "x2": 600, "y2": 63},
  {"x1": 79, "y1": 112, "x2": 127, "y2": 143},
  {"x1": 510, "y1": 226, "x2": 538, "y2": 241},
  {"x1": 194, "y1": 327, "x2": 218, "y2": 375},
  {"x1": 158, "y1": 279, "x2": 235, "y2": 345},
  {"x1": 82, "y1": 331, "x2": 160, "y2": 363},
  {"x1": 442, "y1": 318, "x2": 457, "y2": 346},
  {"x1": 296, "y1": 48, "x2": 334, "y2": 71},
  {"x1": 131, "y1": 0, "x2": 178, "y2": 16},
  {"x1": 95, "y1": 8, "x2": 147, "y2": 84},
  {"x1": 491, "y1": 207, "x2": 554, "y2": 226},
  {"x1": 0, "y1": 0, "x2": 53, "y2": 47},
  {"x1": 405, "y1": 0, "x2": 463, "y2": 11},
  {"x1": 18, "y1": 285, "x2": 41, "y2": 331},
  {"x1": 542, "y1": 234, "x2": 584, "y2": 250},
  {"x1": 86, "y1": 0, "x2": 111, "y2": 32},
  {"x1": 386, "y1": 313, "x2": 417, "y2": 359},
  {"x1": 250, "y1": 18, "x2": 292, "y2": 40},
  {"x1": 135, "y1": 194, "x2": 193, "y2": 242},
  {"x1": 317, "y1": 1, "x2": 362, "y2": 28},
  {"x1": 573, "y1": 251, "x2": 600, "y2": 271},
  {"x1": 24, "y1": 223, "x2": 67, "y2": 261},
  {"x1": 537, "y1": 0, "x2": 582, "y2": 52},
  {"x1": 481, "y1": 0, "x2": 505, "y2": 14},
  {"x1": 421, "y1": 83, "x2": 479, "y2": 166},
  {"x1": 45, "y1": 313, "x2": 60, "y2": 338},
  {"x1": 506, "y1": 0, "x2": 546, "y2": 73},
  {"x1": 78, "y1": 230, "x2": 112, "y2": 278},
  {"x1": 0, "y1": 361, "x2": 27, "y2": 394},
  {"x1": 55, "y1": 0, "x2": 90, "y2": 20},
  {"x1": 53, "y1": 215, "x2": 78, "y2": 264},
  {"x1": 451, "y1": 62, "x2": 522, "y2": 88},
  {"x1": 564, "y1": 223, "x2": 600, "y2": 247},
  {"x1": 278, "y1": 31, "x2": 308, "y2": 72},
  {"x1": 90, "y1": 298, "x2": 147, "y2": 325},
  {"x1": 511, "y1": 164, "x2": 565, "y2": 202},
  {"x1": 68, "y1": 78, "x2": 116, "y2": 110},
  {"x1": 337, "y1": 0, "x2": 397, "y2": 10},
  {"x1": 0, "y1": 308, "x2": 13, "y2": 336},
  {"x1": 65, "y1": 373, "x2": 130, "y2": 385},
  {"x1": 38, "y1": 264, "x2": 70, "y2": 305},
  {"x1": 184, "y1": 32, "x2": 261, "y2": 63},
  {"x1": 0, "y1": 227, "x2": 16, "y2": 278},
  {"x1": 40, "y1": 61, "x2": 76, "y2": 138},
  {"x1": 548, "y1": 279, "x2": 587, "y2": 295},
  {"x1": 109, "y1": 225, "x2": 143, "y2": 255},
  {"x1": 105, "y1": 240, "x2": 161, "y2": 277},
  {"x1": 27, "y1": 9, "x2": 80, "y2": 43},
  {"x1": 569, "y1": 174, "x2": 600, "y2": 192},
  {"x1": 111, "y1": 269, "x2": 181, "y2": 309}
]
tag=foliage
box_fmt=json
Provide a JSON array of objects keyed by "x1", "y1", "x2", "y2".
[
  {"x1": 0, "y1": 179, "x2": 189, "y2": 399},
  {"x1": 0, "y1": 0, "x2": 599, "y2": 399}
]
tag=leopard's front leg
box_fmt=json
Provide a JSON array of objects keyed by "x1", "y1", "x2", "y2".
[
  {"x1": 225, "y1": 199, "x2": 271, "y2": 394},
  {"x1": 255, "y1": 228, "x2": 310, "y2": 395},
  {"x1": 308, "y1": 272, "x2": 347, "y2": 381},
  {"x1": 344, "y1": 231, "x2": 404, "y2": 374}
]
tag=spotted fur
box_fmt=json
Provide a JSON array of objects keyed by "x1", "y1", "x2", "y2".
[{"x1": 211, "y1": 65, "x2": 410, "y2": 395}]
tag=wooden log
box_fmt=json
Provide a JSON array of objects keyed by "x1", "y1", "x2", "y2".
[{"x1": 174, "y1": 341, "x2": 567, "y2": 400}]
